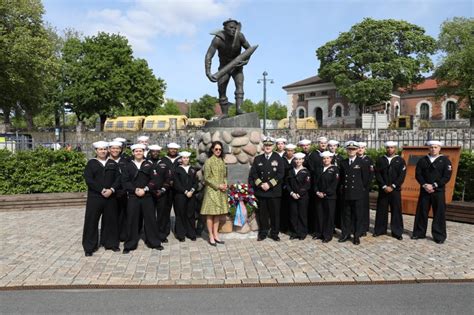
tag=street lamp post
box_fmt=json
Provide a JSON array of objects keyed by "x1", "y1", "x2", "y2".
[{"x1": 257, "y1": 71, "x2": 274, "y2": 135}]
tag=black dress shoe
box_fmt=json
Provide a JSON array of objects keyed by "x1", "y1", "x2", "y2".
[
  {"x1": 154, "y1": 245, "x2": 164, "y2": 250},
  {"x1": 434, "y1": 239, "x2": 445, "y2": 244},
  {"x1": 298, "y1": 236, "x2": 306, "y2": 241},
  {"x1": 215, "y1": 239, "x2": 225, "y2": 244},
  {"x1": 353, "y1": 237, "x2": 360, "y2": 245},
  {"x1": 322, "y1": 239, "x2": 331, "y2": 243},
  {"x1": 257, "y1": 236, "x2": 266, "y2": 241},
  {"x1": 290, "y1": 235, "x2": 298, "y2": 240},
  {"x1": 361, "y1": 232, "x2": 367, "y2": 237},
  {"x1": 271, "y1": 236, "x2": 281, "y2": 242},
  {"x1": 190, "y1": 237, "x2": 197, "y2": 241},
  {"x1": 85, "y1": 252, "x2": 93, "y2": 257},
  {"x1": 123, "y1": 249, "x2": 130, "y2": 254},
  {"x1": 338, "y1": 235, "x2": 350, "y2": 243},
  {"x1": 178, "y1": 238, "x2": 185, "y2": 242},
  {"x1": 111, "y1": 247, "x2": 120, "y2": 252},
  {"x1": 208, "y1": 240, "x2": 217, "y2": 247},
  {"x1": 393, "y1": 235, "x2": 403, "y2": 240},
  {"x1": 372, "y1": 233, "x2": 381, "y2": 237},
  {"x1": 411, "y1": 235, "x2": 426, "y2": 240},
  {"x1": 162, "y1": 238, "x2": 169, "y2": 243}
]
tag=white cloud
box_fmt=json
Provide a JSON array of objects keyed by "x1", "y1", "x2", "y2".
[{"x1": 82, "y1": 0, "x2": 241, "y2": 53}]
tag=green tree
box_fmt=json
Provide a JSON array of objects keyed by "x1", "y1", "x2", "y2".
[
  {"x1": 435, "y1": 17, "x2": 474, "y2": 119},
  {"x1": 189, "y1": 94, "x2": 218, "y2": 119},
  {"x1": 0, "y1": 0, "x2": 60, "y2": 131},
  {"x1": 316, "y1": 18, "x2": 436, "y2": 110},
  {"x1": 154, "y1": 99, "x2": 181, "y2": 115}
]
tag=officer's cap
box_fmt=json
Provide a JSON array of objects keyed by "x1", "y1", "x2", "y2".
[{"x1": 345, "y1": 141, "x2": 359, "y2": 149}]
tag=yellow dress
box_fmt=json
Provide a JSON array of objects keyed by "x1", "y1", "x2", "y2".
[{"x1": 200, "y1": 155, "x2": 228, "y2": 215}]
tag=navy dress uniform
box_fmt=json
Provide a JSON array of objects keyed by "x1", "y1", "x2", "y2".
[
  {"x1": 285, "y1": 152, "x2": 311, "y2": 240},
  {"x1": 374, "y1": 141, "x2": 407, "y2": 239},
  {"x1": 339, "y1": 141, "x2": 370, "y2": 245},
  {"x1": 158, "y1": 143, "x2": 182, "y2": 242},
  {"x1": 83, "y1": 141, "x2": 121, "y2": 256},
  {"x1": 412, "y1": 141, "x2": 452, "y2": 244},
  {"x1": 121, "y1": 144, "x2": 163, "y2": 253},
  {"x1": 313, "y1": 152, "x2": 340, "y2": 242},
  {"x1": 280, "y1": 144, "x2": 297, "y2": 233},
  {"x1": 249, "y1": 139, "x2": 285, "y2": 241},
  {"x1": 328, "y1": 140, "x2": 344, "y2": 231},
  {"x1": 357, "y1": 142, "x2": 374, "y2": 234},
  {"x1": 172, "y1": 152, "x2": 199, "y2": 242}
]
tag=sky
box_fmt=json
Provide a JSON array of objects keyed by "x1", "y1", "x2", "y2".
[{"x1": 42, "y1": 0, "x2": 473, "y2": 105}]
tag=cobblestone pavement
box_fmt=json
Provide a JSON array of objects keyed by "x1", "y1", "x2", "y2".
[{"x1": 1, "y1": 208, "x2": 473, "y2": 287}]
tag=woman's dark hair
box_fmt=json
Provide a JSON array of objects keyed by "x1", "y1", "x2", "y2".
[{"x1": 208, "y1": 140, "x2": 225, "y2": 159}]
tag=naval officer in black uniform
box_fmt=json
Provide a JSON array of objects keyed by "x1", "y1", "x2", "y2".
[
  {"x1": 249, "y1": 137, "x2": 285, "y2": 241},
  {"x1": 412, "y1": 140, "x2": 452, "y2": 244},
  {"x1": 339, "y1": 141, "x2": 370, "y2": 245},
  {"x1": 373, "y1": 141, "x2": 407, "y2": 240}
]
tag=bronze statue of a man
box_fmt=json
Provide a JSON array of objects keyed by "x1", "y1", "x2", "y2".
[{"x1": 205, "y1": 19, "x2": 252, "y2": 117}]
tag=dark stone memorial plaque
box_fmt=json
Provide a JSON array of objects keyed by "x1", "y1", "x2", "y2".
[{"x1": 227, "y1": 164, "x2": 250, "y2": 184}]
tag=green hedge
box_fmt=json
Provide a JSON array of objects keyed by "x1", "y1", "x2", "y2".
[{"x1": 0, "y1": 148, "x2": 87, "y2": 194}]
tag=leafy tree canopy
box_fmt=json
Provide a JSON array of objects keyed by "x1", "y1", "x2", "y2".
[
  {"x1": 316, "y1": 18, "x2": 436, "y2": 108},
  {"x1": 188, "y1": 94, "x2": 218, "y2": 120},
  {"x1": 435, "y1": 17, "x2": 474, "y2": 118}
]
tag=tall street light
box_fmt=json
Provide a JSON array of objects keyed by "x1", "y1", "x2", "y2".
[{"x1": 257, "y1": 71, "x2": 274, "y2": 135}]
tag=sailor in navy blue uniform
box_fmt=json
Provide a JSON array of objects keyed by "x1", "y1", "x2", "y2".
[
  {"x1": 299, "y1": 139, "x2": 313, "y2": 171},
  {"x1": 328, "y1": 139, "x2": 344, "y2": 230},
  {"x1": 373, "y1": 141, "x2": 407, "y2": 240},
  {"x1": 157, "y1": 142, "x2": 182, "y2": 243},
  {"x1": 313, "y1": 151, "x2": 340, "y2": 242},
  {"x1": 275, "y1": 138, "x2": 287, "y2": 158},
  {"x1": 83, "y1": 141, "x2": 121, "y2": 256},
  {"x1": 339, "y1": 141, "x2": 370, "y2": 245},
  {"x1": 249, "y1": 138, "x2": 285, "y2": 241},
  {"x1": 121, "y1": 144, "x2": 163, "y2": 253},
  {"x1": 357, "y1": 141, "x2": 374, "y2": 235},
  {"x1": 281, "y1": 143, "x2": 297, "y2": 233},
  {"x1": 286, "y1": 152, "x2": 311, "y2": 240},
  {"x1": 412, "y1": 141, "x2": 452, "y2": 244},
  {"x1": 173, "y1": 151, "x2": 199, "y2": 242}
]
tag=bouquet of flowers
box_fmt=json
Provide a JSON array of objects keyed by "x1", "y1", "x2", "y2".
[{"x1": 227, "y1": 183, "x2": 258, "y2": 227}]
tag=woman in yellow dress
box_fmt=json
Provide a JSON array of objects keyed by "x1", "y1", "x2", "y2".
[{"x1": 201, "y1": 141, "x2": 228, "y2": 246}]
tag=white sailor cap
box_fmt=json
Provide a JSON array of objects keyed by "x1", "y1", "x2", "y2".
[
  {"x1": 167, "y1": 142, "x2": 181, "y2": 149},
  {"x1": 92, "y1": 141, "x2": 109, "y2": 149},
  {"x1": 384, "y1": 141, "x2": 398, "y2": 147},
  {"x1": 426, "y1": 140, "x2": 443, "y2": 146},
  {"x1": 294, "y1": 152, "x2": 306, "y2": 159},
  {"x1": 275, "y1": 138, "x2": 287, "y2": 144},
  {"x1": 358, "y1": 142, "x2": 367, "y2": 148},
  {"x1": 320, "y1": 151, "x2": 334, "y2": 158},
  {"x1": 298, "y1": 139, "x2": 311, "y2": 146},
  {"x1": 179, "y1": 151, "x2": 192, "y2": 157},
  {"x1": 285, "y1": 144, "x2": 297, "y2": 150},
  {"x1": 112, "y1": 137, "x2": 127, "y2": 143},
  {"x1": 345, "y1": 141, "x2": 359, "y2": 149},
  {"x1": 108, "y1": 141, "x2": 123, "y2": 147},
  {"x1": 317, "y1": 136, "x2": 328, "y2": 143},
  {"x1": 130, "y1": 143, "x2": 146, "y2": 151},
  {"x1": 328, "y1": 140, "x2": 339, "y2": 146},
  {"x1": 137, "y1": 135, "x2": 149, "y2": 142},
  {"x1": 148, "y1": 145, "x2": 162, "y2": 151}
]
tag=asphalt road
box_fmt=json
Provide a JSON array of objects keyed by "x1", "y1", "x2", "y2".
[{"x1": 1, "y1": 283, "x2": 473, "y2": 314}]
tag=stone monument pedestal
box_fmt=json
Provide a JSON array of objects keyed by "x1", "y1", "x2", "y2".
[{"x1": 205, "y1": 112, "x2": 260, "y2": 128}]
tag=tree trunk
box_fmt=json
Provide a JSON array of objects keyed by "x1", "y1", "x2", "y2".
[
  {"x1": 2, "y1": 107, "x2": 12, "y2": 132},
  {"x1": 25, "y1": 110, "x2": 35, "y2": 131},
  {"x1": 99, "y1": 114, "x2": 107, "y2": 132}
]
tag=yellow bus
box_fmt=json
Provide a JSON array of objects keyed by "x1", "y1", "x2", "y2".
[
  {"x1": 142, "y1": 115, "x2": 189, "y2": 131},
  {"x1": 104, "y1": 116, "x2": 146, "y2": 132},
  {"x1": 188, "y1": 118, "x2": 208, "y2": 128},
  {"x1": 278, "y1": 117, "x2": 318, "y2": 129}
]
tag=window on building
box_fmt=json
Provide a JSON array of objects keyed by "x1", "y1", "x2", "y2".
[
  {"x1": 298, "y1": 109, "x2": 305, "y2": 118},
  {"x1": 335, "y1": 106, "x2": 342, "y2": 117},
  {"x1": 116, "y1": 121, "x2": 124, "y2": 129},
  {"x1": 321, "y1": 91, "x2": 328, "y2": 96},
  {"x1": 145, "y1": 120, "x2": 154, "y2": 129},
  {"x1": 446, "y1": 101, "x2": 456, "y2": 120},
  {"x1": 309, "y1": 92, "x2": 316, "y2": 97},
  {"x1": 157, "y1": 121, "x2": 166, "y2": 128},
  {"x1": 298, "y1": 94, "x2": 304, "y2": 101},
  {"x1": 420, "y1": 103, "x2": 429, "y2": 120},
  {"x1": 335, "y1": 91, "x2": 342, "y2": 98},
  {"x1": 105, "y1": 121, "x2": 114, "y2": 129},
  {"x1": 126, "y1": 121, "x2": 135, "y2": 129}
]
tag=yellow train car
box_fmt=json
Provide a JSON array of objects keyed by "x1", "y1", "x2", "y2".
[
  {"x1": 278, "y1": 117, "x2": 318, "y2": 129},
  {"x1": 104, "y1": 116, "x2": 145, "y2": 132},
  {"x1": 188, "y1": 118, "x2": 208, "y2": 128},
  {"x1": 142, "y1": 115, "x2": 188, "y2": 131}
]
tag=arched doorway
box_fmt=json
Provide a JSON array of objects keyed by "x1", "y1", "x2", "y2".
[{"x1": 315, "y1": 107, "x2": 323, "y2": 126}]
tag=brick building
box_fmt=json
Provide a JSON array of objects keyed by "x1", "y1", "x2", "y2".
[{"x1": 282, "y1": 76, "x2": 469, "y2": 128}]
